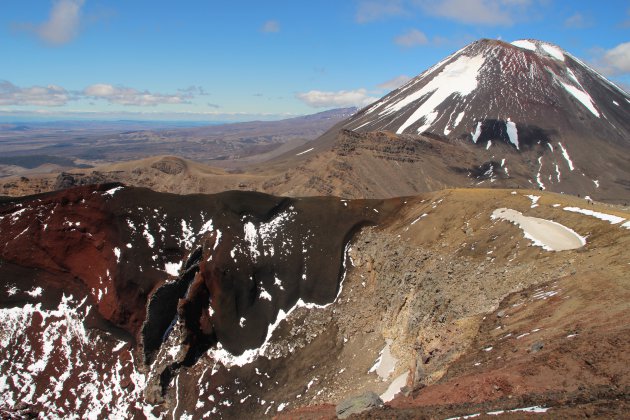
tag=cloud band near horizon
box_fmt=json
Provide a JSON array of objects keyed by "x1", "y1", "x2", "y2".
[{"x1": 0, "y1": 81, "x2": 205, "y2": 107}]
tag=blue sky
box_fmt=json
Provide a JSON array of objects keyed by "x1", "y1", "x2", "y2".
[{"x1": 1, "y1": 0, "x2": 629, "y2": 121}]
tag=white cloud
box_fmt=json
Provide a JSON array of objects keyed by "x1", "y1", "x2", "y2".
[
  {"x1": 377, "y1": 75, "x2": 412, "y2": 90},
  {"x1": 394, "y1": 29, "x2": 428, "y2": 47},
  {"x1": 34, "y1": 0, "x2": 85, "y2": 45},
  {"x1": 414, "y1": 0, "x2": 534, "y2": 26},
  {"x1": 83, "y1": 84, "x2": 194, "y2": 106},
  {"x1": 261, "y1": 20, "x2": 280, "y2": 33},
  {"x1": 0, "y1": 81, "x2": 70, "y2": 106},
  {"x1": 356, "y1": 0, "x2": 407, "y2": 23},
  {"x1": 0, "y1": 80, "x2": 205, "y2": 108},
  {"x1": 598, "y1": 42, "x2": 630, "y2": 76},
  {"x1": 296, "y1": 89, "x2": 378, "y2": 108}
]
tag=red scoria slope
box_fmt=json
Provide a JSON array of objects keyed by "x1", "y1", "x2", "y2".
[{"x1": 0, "y1": 183, "x2": 398, "y2": 417}]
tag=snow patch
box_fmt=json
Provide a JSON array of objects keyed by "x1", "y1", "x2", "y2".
[
  {"x1": 0, "y1": 294, "x2": 147, "y2": 416},
  {"x1": 143, "y1": 223, "x2": 155, "y2": 248},
  {"x1": 557, "y1": 142, "x2": 574, "y2": 171},
  {"x1": 180, "y1": 220, "x2": 195, "y2": 250},
  {"x1": 541, "y1": 43, "x2": 564, "y2": 61},
  {"x1": 207, "y1": 299, "x2": 331, "y2": 368},
  {"x1": 411, "y1": 213, "x2": 428, "y2": 225},
  {"x1": 240, "y1": 209, "x2": 297, "y2": 261},
  {"x1": 511, "y1": 39, "x2": 536, "y2": 51},
  {"x1": 511, "y1": 406, "x2": 550, "y2": 413},
  {"x1": 199, "y1": 219, "x2": 214, "y2": 235},
  {"x1": 567, "y1": 68, "x2": 580, "y2": 84},
  {"x1": 388, "y1": 54, "x2": 486, "y2": 134},
  {"x1": 207, "y1": 241, "x2": 354, "y2": 368},
  {"x1": 472, "y1": 121, "x2": 482, "y2": 143},
  {"x1": 259, "y1": 288, "x2": 272, "y2": 301},
  {"x1": 555, "y1": 164, "x2": 561, "y2": 182},
  {"x1": 164, "y1": 261, "x2": 182, "y2": 276},
  {"x1": 369, "y1": 339, "x2": 397, "y2": 379},
  {"x1": 560, "y1": 81, "x2": 600, "y2": 117},
  {"x1": 25, "y1": 287, "x2": 43, "y2": 298},
  {"x1": 380, "y1": 372, "x2": 409, "y2": 403},
  {"x1": 103, "y1": 186, "x2": 123, "y2": 196},
  {"x1": 296, "y1": 148, "x2": 314, "y2": 156},
  {"x1": 492, "y1": 208, "x2": 586, "y2": 251},
  {"x1": 243, "y1": 222, "x2": 260, "y2": 261},
  {"x1": 563, "y1": 207, "x2": 625, "y2": 225},
  {"x1": 454, "y1": 111, "x2": 465, "y2": 128},
  {"x1": 506, "y1": 119, "x2": 519, "y2": 149},
  {"x1": 535, "y1": 157, "x2": 545, "y2": 190},
  {"x1": 526, "y1": 195, "x2": 540, "y2": 208}
]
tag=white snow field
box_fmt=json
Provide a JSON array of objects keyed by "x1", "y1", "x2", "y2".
[{"x1": 492, "y1": 208, "x2": 586, "y2": 251}]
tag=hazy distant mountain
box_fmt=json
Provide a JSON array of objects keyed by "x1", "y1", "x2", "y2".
[{"x1": 0, "y1": 107, "x2": 357, "y2": 178}]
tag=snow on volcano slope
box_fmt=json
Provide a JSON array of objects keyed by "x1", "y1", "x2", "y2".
[
  {"x1": 378, "y1": 54, "x2": 485, "y2": 134},
  {"x1": 335, "y1": 38, "x2": 630, "y2": 202},
  {"x1": 0, "y1": 295, "x2": 150, "y2": 418},
  {"x1": 345, "y1": 39, "x2": 630, "y2": 151}
]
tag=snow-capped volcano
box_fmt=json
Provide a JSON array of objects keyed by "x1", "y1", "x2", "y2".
[
  {"x1": 341, "y1": 38, "x2": 630, "y2": 198},
  {"x1": 346, "y1": 38, "x2": 629, "y2": 145}
]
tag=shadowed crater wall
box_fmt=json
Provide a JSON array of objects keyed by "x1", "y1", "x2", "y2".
[{"x1": 0, "y1": 185, "x2": 401, "y2": 372}]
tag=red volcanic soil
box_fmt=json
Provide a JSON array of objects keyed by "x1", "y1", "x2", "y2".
[
  {"x1": 0, "y1": 184, "x2": 150, "y2": 336},
  {"x1": 0, "y1": 182, "x2": 398, "y2": 360},
  {"x1": 0, "y1": 184, "x2": 399, "y2": 416}
]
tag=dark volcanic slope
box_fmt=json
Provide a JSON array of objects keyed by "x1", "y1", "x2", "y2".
[{"x1": 0, "y1": 184, "x2": 396, "y2": 415}]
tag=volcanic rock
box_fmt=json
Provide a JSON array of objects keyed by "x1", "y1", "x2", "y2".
[{"x1": 336, "y1": 391, "x2": 383, "y2": 419}]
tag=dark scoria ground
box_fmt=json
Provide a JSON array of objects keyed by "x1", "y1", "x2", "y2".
[
  {"x1": 0, "y1": 183, "x2": 396, "y2": 417},
  {"x1": 1, "y1": 185, "x2": 630, "y2": 418}
]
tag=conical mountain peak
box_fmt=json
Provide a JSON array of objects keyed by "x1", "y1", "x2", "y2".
[
  {"x1": 345, "y1": 38, "x2": 628, "y2": 142},
  {"x1": 336, "y1": 38, "x2": 629, "y2": 200}
]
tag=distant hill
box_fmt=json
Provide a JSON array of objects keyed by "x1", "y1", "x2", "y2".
[{"x1": 0, "y1": 107, "x2": 357, "y2": 181}]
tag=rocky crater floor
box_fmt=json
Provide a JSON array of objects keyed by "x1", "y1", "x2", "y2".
[{"x1": 0, "y1": 186, "x2": 629, "y2": 418}]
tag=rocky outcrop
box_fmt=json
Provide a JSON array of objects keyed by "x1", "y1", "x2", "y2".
[
  {"x1": 150, "y1": 157, "x2": 187, "y2": 175},
  {"x1": 54, "y1": 171, "x2": 115, "y2": 190},
  {"x1": 336, "y1": 391, "x2": 383, "y2": 418}
]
